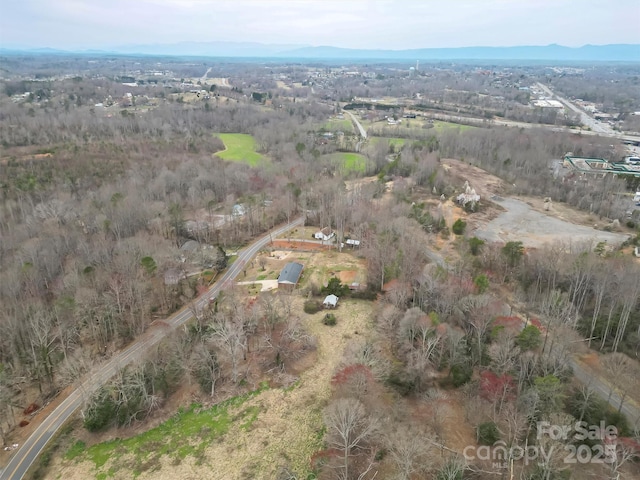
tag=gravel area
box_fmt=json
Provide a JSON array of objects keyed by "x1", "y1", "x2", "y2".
[{"x1": 475, "y1": 197, "x2": 631, "y2": 248}]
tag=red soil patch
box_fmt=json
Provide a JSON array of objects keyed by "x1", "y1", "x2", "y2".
[
  {"x1": 336, "y1": 270, "x2": 357, "y2": 284},
  {"x1": 270, "y1": 240, "x2": 331, "y2": 251},
  {"x1": 23, "y1": 403, "x2": 39, "y2": 415}
]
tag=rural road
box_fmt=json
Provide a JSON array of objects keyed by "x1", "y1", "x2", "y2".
[
  {"x1": 0, "y1": 217, "x2": 304, "y2": 480},
  {"x1": 344, "y1": 110, "x2": 367, "y2": 139}
]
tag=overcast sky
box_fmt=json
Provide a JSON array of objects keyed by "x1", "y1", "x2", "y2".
[{"x1": 1, "y1": 0, "x2": 639, "y2": 50}]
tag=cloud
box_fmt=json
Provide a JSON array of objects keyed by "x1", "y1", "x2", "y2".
[{"x1": 1, "y1": 0, "x2": 638, "y2": 50}]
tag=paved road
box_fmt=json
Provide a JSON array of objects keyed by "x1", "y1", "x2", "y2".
[
  {"x1": 0, "y1": 217, "x2": 304, "y2": 480},
  {"x1": 535, "y1": 82, "x2": 615, "y2": 136},
  {"x1": 344, "y1": 110, "x2": 367, "y2": 139}
]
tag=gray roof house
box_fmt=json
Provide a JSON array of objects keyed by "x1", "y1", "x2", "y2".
[{"x1": 277, "y1": 262, "x2": 304, "y2": 288}]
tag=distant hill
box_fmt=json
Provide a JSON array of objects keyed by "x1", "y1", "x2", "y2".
[
  {"x1": 278, "y1": 44, "x2": 640, "y2": 62},
  {"x1": 2, "y1": 43, "x2": 638, "y2": 62}
]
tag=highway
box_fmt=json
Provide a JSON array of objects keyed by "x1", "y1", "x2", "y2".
[{"x1": 0, "y1": 217, "x2": 304, "y2": 480}]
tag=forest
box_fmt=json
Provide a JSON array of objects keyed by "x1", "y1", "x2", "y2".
[{"x1": 0, "y1": 55, "x2": 639, "y2": 480}]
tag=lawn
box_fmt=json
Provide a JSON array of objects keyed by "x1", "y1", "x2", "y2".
[
  {"x1": 321, "y1": 118, "x2": 354, "y2": 134},
  {"x1": 323, "y1": 152, "x2": 368, "y2": 174},
  {"x1": 214, "y1": 133, "x2": 264, "y2": 166}
]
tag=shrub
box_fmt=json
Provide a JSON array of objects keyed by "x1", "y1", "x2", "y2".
[
  {"x1": 83, "y1": 387, "x2": 116, "y2": 432},
  {"x1": 452, "y1": 218, "x2": 467, "y2": 235},
  {"x1": 321, "y1": 277, "x2": 349, "y2": 297},
  {"x1": 477, "y1": 421, "x2": 500, "y2": 445},
  {"x1": 386, "y1": 372, "x2": 416, "y2": 396},
  {"x1": 516, "y1": 325, "x2": 542, "y2": 351},
  {"x1": 469, "y1": 237, "x2": 485, "y2": 255},
  {"x1": 323, "y1": 313, "x2": 337, "y2": 326},
  {"x1": 351, "y1": 289, "x2": 378, "y2": 300},
  {"x1": 473, "y1": 274, "x2": 489, "y2": 293},
  {"x1": 303, "y1": 300, "x2": 323, "y2": 314},
  {"x1": 450, "y1": 363, "x2": 473, "y2": 387}
]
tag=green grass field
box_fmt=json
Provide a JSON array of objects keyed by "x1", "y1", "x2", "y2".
[
  {"x1": 322, "y1": 118, "x2": 354, "y2": 134},
  {"x1": 369, "y1": 137, "x2": 407, "y2": 149},
  {"x1": 431, "y1": 120, "x2": 475, "y2": 132},
  {"x1": 323, "y1": 152, "x2": 368, "y2": 174},
  {"x1": 214, "y1": 133, "x2": 264, "y2": 166}
]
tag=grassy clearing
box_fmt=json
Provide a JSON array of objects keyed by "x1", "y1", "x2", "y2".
[
  {"x1": 323, "y1": 152, "x2": 368, "y2": 174},
  {"x1": 322, "y1": 118, "x2": 353, "y2": 134},
  {"x1": 369, "y1": 136, "x2": 407, "y2": 149},
  {"x1": 431, "y1": 120, "x2": 475, "y2": 132},
  {"x1": 65, "y1": 384, "x2": 268, "y2": 478},
  {"x1": 214, "y1": 133, "x2": 264, "y2": 166}
]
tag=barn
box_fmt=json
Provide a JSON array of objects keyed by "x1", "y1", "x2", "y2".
[{"x1": 277, "y1": 262, "x2": 304, "y2": 290}]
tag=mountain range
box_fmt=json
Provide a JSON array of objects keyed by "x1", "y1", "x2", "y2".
[{"x1": 2, "y1": 42, "x2": 638, "y2": 62}]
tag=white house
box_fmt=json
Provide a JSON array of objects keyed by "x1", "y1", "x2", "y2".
[
  {"x1": 314, "y1": 227, "x2": 335, "y2": 242},
  {"x1": 323, "y1": 294, "x2": 339, "y2": 308}
]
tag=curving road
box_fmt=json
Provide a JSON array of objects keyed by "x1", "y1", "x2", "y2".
[{"x1": 0, "y1": 217, "x2": 304, "y2": 480}]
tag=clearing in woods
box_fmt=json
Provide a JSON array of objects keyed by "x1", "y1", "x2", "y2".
[
  {"x1": 54, "y1": 298, "x2": 376, "y2": 479},
  {"x1": 214, "y1": 133, "x2": 264, "y2": 166},
  {"x1": 322, "y1": 152, "x2": 369, "y2": 173}
]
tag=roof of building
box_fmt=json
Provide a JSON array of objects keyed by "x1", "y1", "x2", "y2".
[
  {"x1": 277, "y1": 262, "x2": 304, "y2": 285},
  {"x1": 323, "y1": 294, "x2": 339, "y2": 306}
]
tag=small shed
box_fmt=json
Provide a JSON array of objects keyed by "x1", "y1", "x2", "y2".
[
  {"x1": 277, "y1": 262, "x2": 304, "y2": 290},
  {"x1": 323, "y1": 294, "x2": 339, "y2": 308}
]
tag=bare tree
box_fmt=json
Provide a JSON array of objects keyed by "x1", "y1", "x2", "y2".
[
  {"x1": 385, "y1": 425, "x2": 433, "y2": 480},
  {"x1": 324, "y1": 397, "x2": 379, "y2": 480}
]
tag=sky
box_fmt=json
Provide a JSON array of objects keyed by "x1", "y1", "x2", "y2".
[{"x1": 1, "y1": 0, "x2": 639, "y2": 51}]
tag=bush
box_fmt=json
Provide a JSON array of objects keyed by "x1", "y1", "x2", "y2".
[
  {"x1": 452, "y1": 218, "x2": 467, "y2": 235},
  {"x1": 386, "y1": 372, "x2": 416, "y2": 396},
  {"x1": 303, "y1": 300, "x2": 323, "y2": 314},
  {"x1": 477, "y1": 421, "x2": 500, "y2": 445},
  {"x1": 450, "y1": 363, "x2": 473, "y2": 387},
  {"x1": 350, "y1": 289, "x2": 378, "y2": 300},
  {"x1": 321, "y1": 277, "x2": 349, "y2": 297},
  {"x1": 516, "y1": 325, "x2": 542, "y2": 351},
  {"x1": 469, "y1": 237, "x2": 485, "y2": 255},
  {"x1": 323, "y1": 313, "x2": 337, "y2": 326},
  {"x1": 473, "y1": 274, "x2": 489, "y2": 293},
  {"x1": 83, "y1": 387, "x2": 116, "y2": 432}
]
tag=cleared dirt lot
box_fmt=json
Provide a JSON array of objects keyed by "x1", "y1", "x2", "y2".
[
  {"x1": 440, "y1": 158, "x2": 632, "y2": 249},
  {"x1": 475, "y1": 197, "x2": 631, "y2": 248}
]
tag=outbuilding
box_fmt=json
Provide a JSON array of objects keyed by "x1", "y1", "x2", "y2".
[
  {"x1": 277, "y1": 262, "x2": 304, "y2": 290},
  {"x1": 323, "y1": 294, "x2": 339, "y2": 308}
]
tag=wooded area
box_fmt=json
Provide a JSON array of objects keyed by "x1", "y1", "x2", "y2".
[{"x1": 0, "y1": 55, "x2": 638, "y2": 480}]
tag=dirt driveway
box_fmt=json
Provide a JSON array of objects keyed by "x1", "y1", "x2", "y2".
[{"x1": 475, "y1": 197, "x2": 631, "y2": 248}]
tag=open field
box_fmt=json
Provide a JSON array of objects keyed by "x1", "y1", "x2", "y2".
[
  {"x1": 214, "y1": 133, "x2": 264, "y2": 166},
  {"x1": 322, "y1": 152, "x2": 368, "y2": 173},
  {"x1": 368, "y1": 136, "x2": 407, "y2": 149},
  {"x1": 322, "y1": 118, "x2": 354, "y2": 134},
  {"x1": 52, "y1": 294, "x2": 376, "y2": 480},
  {"x1": 431, "y1": 119, "x2": 475, "y2": 132}
]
